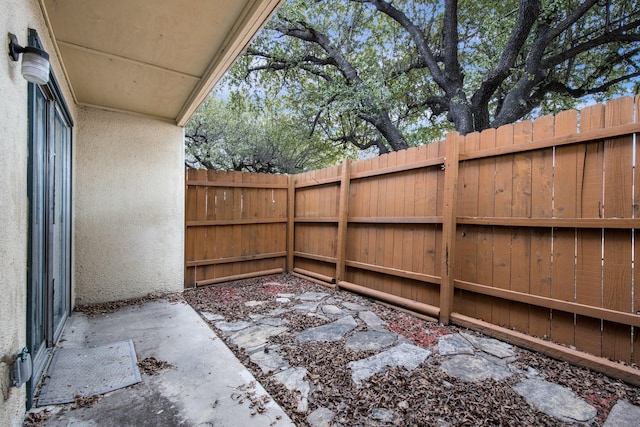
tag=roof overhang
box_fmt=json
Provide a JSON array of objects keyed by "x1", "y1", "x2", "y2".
[{"x1": 40, "y1": 0, "x2": 283, "y2": 126}]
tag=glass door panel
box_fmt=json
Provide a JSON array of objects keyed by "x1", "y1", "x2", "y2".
[
  {"x1": 28, "y1": 86, "x2": 48, "y2": 377},
  {"x1": 51, "y1": 107, "x2": 70, "y2": 340}
]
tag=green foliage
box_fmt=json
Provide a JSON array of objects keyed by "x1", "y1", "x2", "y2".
[
  {"x1": 227, "y1": 0, "x2": 639, "y2": 153},
  {"x1": 188, "y1": 0, "x2": 638, "y2": 165},
  {"x1": 185, "y1": 92, "x2": 349, "y2": 173}
]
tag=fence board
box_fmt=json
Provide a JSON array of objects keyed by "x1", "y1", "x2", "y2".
[
  {"x1": 551, "y1": 109, "x2": 579, "y2": 347},
  {"x1": 575, "y1": 103, "x2": 605, "y2": 357},
  {"x1": 455, "y1": 131, "x2": 480, "y2": 317},
  {"x1": 425, "y1": 143, "x2": 442, "y2": 305},
  {"x1": 603, "y1": 97, "x2": 634, "y2": 364},
  {"x1": 510, "y1": 120, "x2": 533, "y2": 333},
  {"x1": 476, "y1": 128, "x2": 496, "y2": 323},
  {"x1": 529, "y1": 114, "x2": 554, "y2": 340},
  {"x1": 492, "y1": 124, "x2": 514, "y2": 328}
]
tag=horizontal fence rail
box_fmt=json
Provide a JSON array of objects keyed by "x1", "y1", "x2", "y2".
[
  {"x1": 185, "y1": 95, "x2": 640, "y2": 385},
  {"x1": 184, "y1": 169, "x2": 289, "y2": 288}
]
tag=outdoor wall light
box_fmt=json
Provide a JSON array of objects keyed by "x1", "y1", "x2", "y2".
[{"x1": 8, "y1": 32, "x2": 50, "y2": 85}]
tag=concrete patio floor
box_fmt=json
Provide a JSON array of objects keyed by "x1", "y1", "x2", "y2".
[{"x1": 29, "y1": 299, "x2": 294, "y2": 427}]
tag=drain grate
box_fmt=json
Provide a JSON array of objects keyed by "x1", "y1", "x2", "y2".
[{"x1": 37, "y1": 339, "x2": 141, "y2": 406}]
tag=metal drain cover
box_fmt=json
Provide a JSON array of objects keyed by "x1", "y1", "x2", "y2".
[{"x1": 37, "y1": 339, "x2": 141, "y2": 406}]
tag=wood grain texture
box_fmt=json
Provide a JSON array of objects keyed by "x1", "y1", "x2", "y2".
[{"x1": 183, "y1": 96, "x2": 640, "y2": 379}]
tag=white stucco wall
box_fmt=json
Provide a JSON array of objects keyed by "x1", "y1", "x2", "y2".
[
  {"x1": 1, "y1": 2, "x2": 183, "y2": 424},
  {"x1": 74, "y1": 107, "x2": 184, "y2": 304},
  {"x1": 1, "y1": 0, "x2": 76, "y2": 425}
]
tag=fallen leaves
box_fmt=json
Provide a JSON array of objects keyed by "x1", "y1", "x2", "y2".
[
  {"x1": 75, "y1": 293, "x2": 184, "y2": 317},
  {"x1": 137, "y1": 357, "x2": 172, "y2": 375},
  {"x1": 23, "y1": 409, "x2": 53, "y2": 427},
  {"x1": 185, "y1": 273, "x2": 640, "y2": 427},
  {"x1": 230, "y1": 380, "x2": 272, "y2": 416},
  {"x1": 70, "y1": 394, "x2": 100, "y2": 410}
]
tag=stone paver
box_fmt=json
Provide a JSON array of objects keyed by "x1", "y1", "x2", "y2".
[
  {"x1": 477, "y1": 351, "x2": 517, "y2": 368},
  {"x1": 440, "y1": 354, "x2": 513, "y2": 382},
  {"x1": 277, "y1": 293, "x2": 296, "y2": 298},
  {"x1": 293, "y1": 302, "x2": 321, "y2": 312},
  {"x1": 345, "y1": 331, "x2": 398, "y2": 352},
  {"x1": 297, "y1": 291, "x2": 330, "y2": 301},
  {"x1": 256, "y1": 317, "x2": 289, "y2": 327},
  {"x1": 249, "y1": 345, "x2": 289, "y2": 374},
  {"x1": 272, "y1": 367, "x2": 310, "y2": 413},
  {"x1": 267, "y1": 308, "x2": 289, "y2": 316},
  {"x1": 200, "y1": 311, "x2": 225, "y2": 322},
  {"x1": 215, "y1": 320, "x2": 253, "y2": 333},
  {"x1": 437, "y1": 333, "x2": 475, "y2": 356},
  {"x1": 459, "y1": 332, "x2": 516, "y2": 358},
  {"x1": 341, "y1": 302, "x2": 369, "y2": 311},
  {"x1": 348, "y1": 343, "x2": 431, "y2": 385},
  {"x1": 513, "y1": 378, "x2": 597, "y2": 423},
  {"x1": 321, "y1": 305, "x2": 347, "y2": 316},
  {"x1": 229, "y1": 325, "x2": 288, "y2": 353},
  {"x1": 370, "y1": 408, "x2": 396, "y2": 422},
  {"x1": 296, "y1": 316, "x2": 358, "y2": 343},
  {"x1": 245, "y1": 300, "x2": 267, "y2": 307},
  {"x1": 306, "y1": 407, "x2": 336, "y2": 427},
  {"x1": 358, "y1": 310, "x2": 386, "y2": 330},
  {"x1": 509, "y1": 364, "x2": 542, "y2": 379},
  {"x1": 603, "y1": 400, "x2": 640, "y2": 427}
]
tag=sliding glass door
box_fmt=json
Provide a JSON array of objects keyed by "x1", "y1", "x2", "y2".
[{"x1": 26, "y1": 29, "x2": 73, "y2": 407}]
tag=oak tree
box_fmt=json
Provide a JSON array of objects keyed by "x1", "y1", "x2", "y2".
[{"x1": 234, "y1": 0, "x2": 640, "y2": 153}]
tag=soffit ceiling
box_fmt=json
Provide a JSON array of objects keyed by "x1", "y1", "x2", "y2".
[{"x1": 40, "y1": 0, "x2": 283, "y2": 125}]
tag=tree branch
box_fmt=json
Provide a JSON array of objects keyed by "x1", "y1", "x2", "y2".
[
  {"x1": 442, "y1": 0, "x2": 462, "y2": 84},
  {"x1": 542, "y1": 70, "x2": 640, "y2": 98},
  {"x1": 542, "y1": 19, "x2": 640, "y2": 68},
  {"x1": 471, "y1": 0, "x2": 541, "y2": 130},
  {"x1": 360, "y1": 0, "x2": 448, "y2": 89}
]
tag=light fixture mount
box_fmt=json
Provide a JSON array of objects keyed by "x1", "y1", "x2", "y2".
[
  {"x1": 8, "y1": 32, "x2": 50, "y2": 84},
  {"x1": 8, "y1": 33, "x2": 20, "y2": 61},
  {"x1": 8, "y1": 33, "x2": 50, "y2": 62}
]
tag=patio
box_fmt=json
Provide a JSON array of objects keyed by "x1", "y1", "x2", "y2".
[
  {"x1": 28, "y1": 274, "x2": 640, "y2": 426},
  {"x1": 26, "y1": 295, "x2": 293, "y2": 426}
]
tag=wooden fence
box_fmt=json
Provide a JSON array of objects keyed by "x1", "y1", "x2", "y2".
[
  {"x1": 184, "y1": 170, "x2": 289, "y2": 287},
  {"x1": 185, "y1": 95, "x2": 640, "y2": 385}
]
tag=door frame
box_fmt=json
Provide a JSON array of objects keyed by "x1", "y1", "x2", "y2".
[{"x1": 25, "y1": 28, "x2": 73, "y2": 408}]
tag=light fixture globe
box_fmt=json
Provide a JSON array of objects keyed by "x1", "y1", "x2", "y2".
[
  {"x1": 8, "y1": 33, "x2": 50, "y2": 85},
  {"x1": 20, "y1": 47, "x2": 50, "y2": 85}
]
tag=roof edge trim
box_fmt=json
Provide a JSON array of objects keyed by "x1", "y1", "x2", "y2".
[{"x1": 175, "y1": 0, "x2": 284, "y2": 127}]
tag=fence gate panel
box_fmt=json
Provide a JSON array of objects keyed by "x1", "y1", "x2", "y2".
[{"x1": 184, "y1": 169, "x2": 288, "y2": 288}]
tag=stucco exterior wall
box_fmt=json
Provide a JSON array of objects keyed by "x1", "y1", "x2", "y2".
[
  {"x1": 74, "y1": 107, "x2": 184, "y2": 304},
  {"x1": 1, "y1": 0, "x2": 76, "y2": 425}
]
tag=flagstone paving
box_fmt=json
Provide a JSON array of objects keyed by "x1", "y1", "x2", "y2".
[
  {"x1": 348, "y1": 343, "x2": 432, "y2": 385},
  {"x1": 345, "y1": 330, "x2": 398, "y2": 352},
  {"x1": 296, "y1": 315, "x2": 358, "y2": 343},
  {"x1": 513, "y1": 378, "x2": 598, "y2": 423},
  {"x1": 201, "y1": 284, "x2": 640, "y2": 426},
  {"x1": 603, "y1": 399, "x2": 640, "y2": 427}
]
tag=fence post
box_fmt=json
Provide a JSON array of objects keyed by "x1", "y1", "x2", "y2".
[
  {"x1": 335, "y1": 158, "x2": 351, "y2": 286},
  {"x1": 286, "y1": 174, "x2": 295, "y2": 272},
  {"x1": 439, "y1": 132, "x2": 461, "y2": 325}
]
